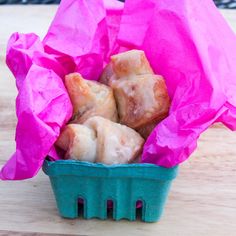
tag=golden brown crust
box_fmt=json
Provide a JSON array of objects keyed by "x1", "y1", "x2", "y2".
[
  {"x1": 65, "y1": 73, "x2": 118, "y2": 123},
  {"x1": 111, "y1": 74, "x2": 170, "y2": 129},
  {"x1": 99, "y1": 50, "x2": 170, "y2": 139},
  {"x1": 111, "y1": 50, "x2": 153, "y2": 77}
]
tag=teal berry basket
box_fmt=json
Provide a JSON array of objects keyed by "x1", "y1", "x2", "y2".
[{"x1": 43, "y1": 159, "x2": 178, "y2": 222}]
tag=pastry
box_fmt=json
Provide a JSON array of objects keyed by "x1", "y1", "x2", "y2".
[
  {"x1": 111, "y1": 74, "x2": 170, "y2": 129},
  {"x1": 84, "y1": 116, "x2": 144, "y2": 164},
  {"x1": 65, "y1": 73, "x2": 118, "y2": 123},
  {"x1": 110, "y1": 49, "x2": 153, "y2": 78},
  {"x1": 99, "y1": 50, "x2": 170, "y2": 138},
  {"x1": 55, "y1": 124, "x2": 97, "y2": 162},
  {"x1": 55, "y1": 116, "x2": 144, "y2": 165}
]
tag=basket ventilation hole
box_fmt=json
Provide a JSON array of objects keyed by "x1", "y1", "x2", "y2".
[
  {"x1": 136, "y1": 200, "x2": 143, "y2": 221},
  {"x1": 107, "y1": 200, "x2": 114, "y2": 219},
  {"x1": 78, "y1": 197, "x2": 84, "y2": 217}
]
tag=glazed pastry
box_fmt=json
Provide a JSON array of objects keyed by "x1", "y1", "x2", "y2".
[
  {"x1": 99, "y1": 50, "x2": 170, "y2": 138},
  {"x1": 84, "y1": 116, "x2": 144, "y2": 165},
  {"x1": 100, "y1": 50, "x2": 153, "y2": 86},
  {"x1": 65, "y1": 73, "x2": 118, "y2": 123},
  {"x1": 55, "y1": 124, "x2": 97, "y2": 162},
  {"x1": 110, "y1": 74, "x2": 170, "y2": 129},
  {"x1": 55, "y1": 116, "x2": 144, "y2": 165},
  {"x1": 110, "y1": 50, "x2": 153, "y2": 78}
]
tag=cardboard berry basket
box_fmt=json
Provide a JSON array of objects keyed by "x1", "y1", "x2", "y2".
[{"x1": 43, "y1": 159, "x2": 178, "y2": 222}]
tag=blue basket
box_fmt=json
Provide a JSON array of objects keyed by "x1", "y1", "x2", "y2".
[{"x1": 43, "y1": 160, "x2": 178, "y2": 222}]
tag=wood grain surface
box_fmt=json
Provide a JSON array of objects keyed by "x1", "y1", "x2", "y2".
[{"x1": 0, "y1": 6, "x2": 236, "y2": 236}]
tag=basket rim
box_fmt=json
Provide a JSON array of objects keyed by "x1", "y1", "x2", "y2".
[{"x1": 43, "y1": 159, "x2": 178, "y2": 181}]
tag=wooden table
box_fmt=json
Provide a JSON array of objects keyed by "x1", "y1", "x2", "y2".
[{"x1": 0, "y1": 6, "x2": 236, "y2": 236}]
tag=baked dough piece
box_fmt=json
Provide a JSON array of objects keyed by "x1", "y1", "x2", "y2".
[
  {"x1": 84, "y1": 116, "x2": 144, "y2": 165},
  {"x1": 65, "y1": 73, "x2": 118, "y2": 123},
  {"x1": 100, "y1": 50, "x2": 153, "y2": 86},
  {"x1": 111, "y1": 74, "x2": 170, "y2": 129},
  {"x1": 55, "y1": 117, "x2": 144, "y2": 165},
  {"x1": 55, "y1": 124, "x2": 97, "y2": 162},
  {"x1": 99, "y1": 50, "x2": 170, "y2": 138},
  {"x1": 111, "y1": 50, "x2": 153, "y2": 78}
]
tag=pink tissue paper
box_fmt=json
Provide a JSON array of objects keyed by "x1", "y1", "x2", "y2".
[{"x1": 1, "y1": 0, "x2": 236, "y2": 180}]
